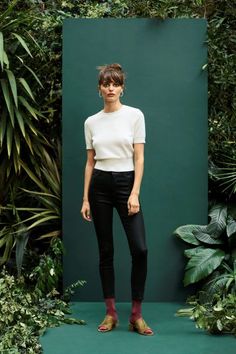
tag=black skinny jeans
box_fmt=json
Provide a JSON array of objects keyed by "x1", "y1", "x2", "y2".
[{"x1": 88, "y1": 168, "x2": 148, "y2": 301}]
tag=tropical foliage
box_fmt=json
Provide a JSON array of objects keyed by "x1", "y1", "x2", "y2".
[
  {"x1": 174, "y1": 203, "x2": 236, "y2": 287},
  {"x1": 0, "y1": 0, "x2": 63, "y2": 268},
  {"x1": 174, "y1": 203, "x2": 236, "y2": 335}
]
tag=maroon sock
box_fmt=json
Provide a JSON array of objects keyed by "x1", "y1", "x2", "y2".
[
  {"x1": 130, "y1": 299, "x2": 142, "y2": 323},
  {"x1": 104, "y1": 297, "x2": 118, "y2": 321}
]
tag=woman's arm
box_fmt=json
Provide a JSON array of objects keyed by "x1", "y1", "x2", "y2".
[
  {"x1": 128, "y1": 143, "x2": 144, "y2": 216},
  {"x1": 80, "y1": 149, "x2": 96, "y2": 221}
]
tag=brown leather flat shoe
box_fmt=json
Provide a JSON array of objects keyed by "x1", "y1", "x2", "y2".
[
  {"x1": 129, "y1": 318, "x2": 154, "y2": 336},
  {"x1": 98, "y1": 315, "x2": 118, "y2": 332}
]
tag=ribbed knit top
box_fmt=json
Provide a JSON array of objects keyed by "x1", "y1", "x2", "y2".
[{"x1": 84, "y1": 104, "x2": 146, "y2": 171}]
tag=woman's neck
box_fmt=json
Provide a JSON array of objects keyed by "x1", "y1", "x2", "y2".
[{"x1": 103, "y1": 102, "x2": 123, "y2": 113}]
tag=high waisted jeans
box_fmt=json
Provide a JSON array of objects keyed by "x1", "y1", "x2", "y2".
[{"x1": 88, "y1": 168, "x2": 148, "y2": 301}]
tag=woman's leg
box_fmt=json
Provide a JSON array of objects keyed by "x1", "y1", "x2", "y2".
[
  {"x1": 113, "y1": 171, "x2": 148, "y2": 302},
  {"x1": 116, "y1": 204, "x2": 148, "y2": 303},
  {"x1": 89, "y1": 170, "x2": 118, "y2": 330},
  {"x1": 113, "y1": 171, "x2": 153, "y2": 334},
  {"x1": 89, "y1": 170, "x2": 116, "y2": 300}
]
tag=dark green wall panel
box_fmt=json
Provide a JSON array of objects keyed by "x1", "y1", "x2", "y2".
[{"x1": 62, "y1": 18, "x2": 208, "y2": 301}]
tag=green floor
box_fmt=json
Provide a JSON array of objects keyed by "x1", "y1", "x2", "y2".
[{"x1": 40, "y1": 302, "x2": 235, "y2": 354}]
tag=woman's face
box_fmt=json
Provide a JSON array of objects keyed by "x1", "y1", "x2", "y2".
[{"x1": 99, "y1": 80, "x2": 124, "y2": 102}]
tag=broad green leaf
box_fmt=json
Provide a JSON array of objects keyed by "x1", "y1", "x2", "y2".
[
  {"x1": 194, "y1": 231, "x2": 223, "y2": 245},
  {"x1": 226, "y1": 215, "x2": 236, "y2": 238},
  {"x1": 12, "y1": 33, "x2": 33, "y2": 58},
  {"x1": 184, "y1": 248, "x2": 225, "y2": 286},
  {"x1": 6, "y1": 121, "x2": 13, "y2": 158},
  {"x1": 6, "y1": 69, "x2": 18, "y2": 107},
  {"x1": 173, "y1": 225, "x2": 207, "y2": 245},
  {"x1": 184, "y1": 246, "x2": 205, "y2": 259},
  {"x1": 18, "y1": 77, "x2": 35, "y2": 101},
  {"x1": 0, "y1": 78, "x2": 15, "y2": 126},
  {"x1": 206, "y1": 204, "x2": 227, "y2": 238},
  {"x1": 14, "y1": 107, "x2": 25, "y2": 137},
  {"x1": 18, "y1": 95, "x2": 38, "y2": 119},
  {"x1": 0, "y1": 32, "x2": 3, "y2": 70},
  {"x1": 0, "y1": 109, "x2": 7, "y2": 146}
]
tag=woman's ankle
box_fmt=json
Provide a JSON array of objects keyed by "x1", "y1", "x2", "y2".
[
  {"x1": 130, "y1": 299, "x2": 142, "y2": 323},
  {"x1": 105, "y1": 297, "x2": 118, "y2": 320}
]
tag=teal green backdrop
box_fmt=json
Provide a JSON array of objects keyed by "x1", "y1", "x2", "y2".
[{"x1": 62, "y1": 18, "x2": 208, "y2": 301}]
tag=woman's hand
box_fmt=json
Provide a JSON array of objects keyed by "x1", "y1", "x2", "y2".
[
  {"x1": 127, "y1": 193, "x2": 140, "y2": 216},
  {"x1": 81, "y1": 200, "x2": 92, "y2": 221}
]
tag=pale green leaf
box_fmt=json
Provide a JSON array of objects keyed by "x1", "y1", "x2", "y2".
[
  {"x1": 14, "y1": 131, "x2": 20, "y2": 155},
  {"x1": 23, "y1": 63, "x2": 44, "y2": 88},
  {"x1": 6, "y1": 121, "x2": 13, "y2": 158},
  {"x1": 0, "y1": 32, "x2": 3, "y2": 70},
  {"x1": 20, "y1": 187, "x2": 60, "y2": 200},
  {"x1": 6, "y1": 69, "x2": 18, "y2": 107},
  {"x1": 24, "y1": 131, "x2": 33, "y2": 154},
  {"x1": 3, "y1": 50, "x2": 9, "y2": 68},
  {"x1": 20, "y1": 161, "x2": 48, "y2": 192},
  {"x1": 0, "y1": 78, "x2": 15, "y2": 126},
  {"x1": 18, "y1": 95, "x2": 38, "y2": 120},
  {"x1": 18, "y1": 77, "x2": 35, "y2": 101},
  {"x1": 36, "y1": 230, "x2": 60, "y2": 240},
  {"x1": 0, "y1": 109, "x2": 7, "y2": 146},
  {"x1": 26, "y1": 120, "x2": 38, "y2": 135},
  {"x1": 14, "y1": 107, "x2": 25, "y2": 137},
  {"x1": 12, "y1": 33, "x2": 33, "y2": 58},
  {"x1": 28, "y1": 216, "x2": 60, "y2": 230}
]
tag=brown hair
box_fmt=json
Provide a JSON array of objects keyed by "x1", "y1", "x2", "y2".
[{"x1": 96, "y1": 63, "x2": 126, "y2": 87}]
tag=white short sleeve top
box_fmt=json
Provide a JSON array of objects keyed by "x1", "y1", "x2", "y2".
[{"x1": 84, "y1": 104, "x2": 146, "y2": 171}]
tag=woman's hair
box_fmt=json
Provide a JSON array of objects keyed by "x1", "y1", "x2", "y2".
[{"x1": 96, "y1": 63, "x2": 126, "y2": 86}]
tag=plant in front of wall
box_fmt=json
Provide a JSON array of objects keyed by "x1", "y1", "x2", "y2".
[
  {"x1": 176, "y1": 292, "x2": 236, "y2": 336},
  {"x1": 0, "y1": 266, "x2": 86, "y2": 354},
  {"x1": 174, "y1": 203, "x2": 236, "y2": 335},
  {"x1": 173, "y1": 203, "x2": 236, "y2": 290}
]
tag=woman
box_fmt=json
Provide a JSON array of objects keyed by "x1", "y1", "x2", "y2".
[{"x1": 81, "y1": 63, "x2": 153, "y2": 336}]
